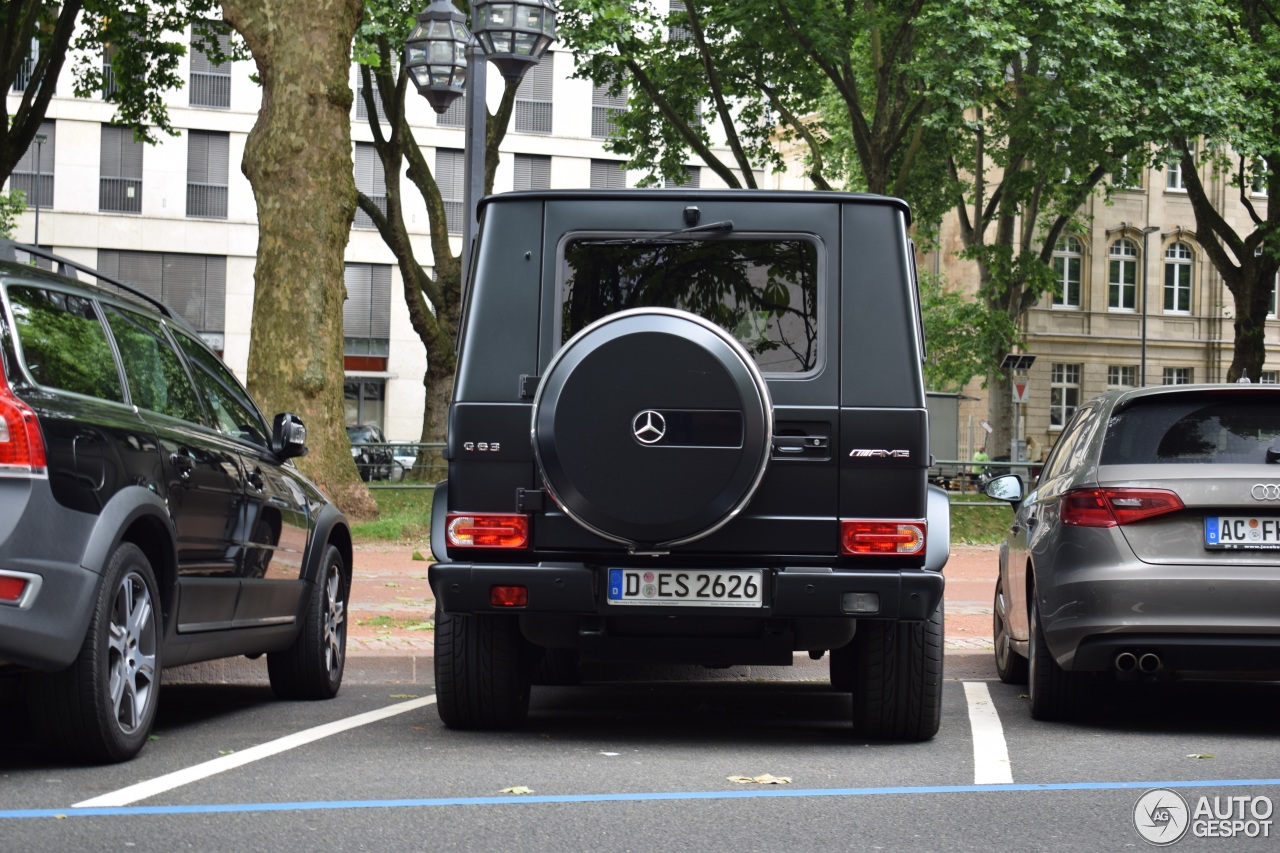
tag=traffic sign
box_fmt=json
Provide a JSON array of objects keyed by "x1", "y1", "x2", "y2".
[{"x1": 1012, "y1": 381, "x2": 1029, "y2": 404}]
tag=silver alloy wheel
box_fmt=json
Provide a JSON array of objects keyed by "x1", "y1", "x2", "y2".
[
  {"x1": 322, "y1": 562, "x2": 346, "y2": 677},
  {"x1": 992, "y1": 575, "x2": 1026, "y2": 683},
  {"x1": 108, "y1": 570, "x2": 158, "y2": 735}
]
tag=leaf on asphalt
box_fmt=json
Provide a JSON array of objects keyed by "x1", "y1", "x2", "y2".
[
  {"x1": 1186, "y1": 753, "x2": 1215, "y2": 759},
  {"x1": 499, "y1": 786, "x2": 535, "y2": 795},
  {"x1": 389, "y1": 694, "x2": 419, "y2": 699},
  {"x1": 727, "y1": 774, "x2": 792, "y2": 785},
  {"x1": 219, "y1": 749, "x2": 234, "y2": 755},
  {"x1": 600, "y1": 752, "x2": 620, "y2": 757},
  {"x1": 1019, "y1": 693, "x2": 1029, "y2": 699},
  {"x1": 148, "y1": 735, "x2": 160, "y2": 742}
]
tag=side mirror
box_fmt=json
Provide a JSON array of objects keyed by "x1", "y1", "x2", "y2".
[
  {"x1": 272, "y1": 413, "x2": 308, "y2": 460},
  {"x1": 984, "y1": 474, "x2": 1023, "y2": 503}
]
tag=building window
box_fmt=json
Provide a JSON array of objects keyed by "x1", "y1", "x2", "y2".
[
  {"x1": 1260, "y1": 371, "x2": 1278, "y2": 385},
  {"x1": 353, "y1": 143, "x2": 387, "y2": 229},
  {"x1": 1270, "y1": 273, "x2": 1278, "y2": 319},
  {"x1": 668, "y1": 0, "x2": 692, "y2": 42},
  {"x1": 1050, "y1": 363, "x2": 1081, "y2": 429},
  {"x1": 186, "y1": 130, "x2": 229, "y2": 219},
  {"x1": 102, "y1": 43, "x2": 120, "y2": 99},
  {"x1": 355, "y1": 67, "x2": 388, "y2": 125},
  {"x1": 514, "y1": 55, "x2": 553, "y2": 134},
  {"x1": 665, "y1": 166, "x2": 701, "y2": 188},
  {"x1": 437, "y1": 97, "x2": 465, "y2": 128},
  {"x1": 1111, "y1": 153, "x2": 1142, "y2": 190},
  {"x1": 10, "y1": 121, "x2": 55, "y2": 213},
  {"x1": 1108, "y1": 365, "x2": 1137, "y2": 388},
  {"x1": 1051, "y1": 236, "x2": 1082, "y2": 308},
  {"x1": 344, "y1": 379, "x2": 385, "y2": 429},
  {"x1": 343, "y1": 262, "x2": 392, "y2": 360},
  {"x1": 12, "y1": 36, "x2": 39, "y2": 93},
  {"x1": 1108, "y1": 238, "x2": 1137, "y2": 311},
  {"x1": 1252, "y1": 158, "x2": 1268, "y2": 196},
  {"x1": 592, "y1": 82, "x2": 627, "y2": 139},
  {"x1": 1163, "y1": 367, "x2": 1192, "y2": 385},
  {"x1": 190, "y1": 32, "x2": 231, "y2": 108},
  {"x1": 97, "y1": 250, "x2": 227, "y2": 340},
  {"x1": 513, "y1": 154, "x2": 551, "y2": 191},
  {"x1": 1163, "y1": 241, "x2": 1192, "y2": 313},
  {"x1": 100, "y1": 125, "x2": 143, "y2": 213},
  {"x1": 435, "y1": 148, "x2": 464, "y2": 233},
  {"x1": 1165, "y1": 143, "x2": 1194, "y2": 191},
  {"x1": 590, "y1": 159, "x2": 627, "y2": 189}
]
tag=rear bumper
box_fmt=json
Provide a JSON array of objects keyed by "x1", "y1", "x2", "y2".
[
  {"x1": 429, "y1": 562, "x2": 944, "y2": 621},
  {"x1": 0, "y1": 557, "x2": 99, "y2": 671}
]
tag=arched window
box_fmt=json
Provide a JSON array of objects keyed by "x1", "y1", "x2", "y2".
[
  {"x1": 1163, "y1": 242, "x2": 1193, "y2": 313},
  {"x1": 1052, "y1": 237, "x2": 1083, "y2": 308},
  {"x1": 1109, "y1": 239, "x2": 1138, "y2": 310}
]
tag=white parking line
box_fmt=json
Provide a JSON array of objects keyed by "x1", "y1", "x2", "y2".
[
  {"x1": 74, "y1": 695, "x2": 437, "y2": 809},
  {"x1": 963, "y1": 681, "x2": 1012, "y2": 785}
]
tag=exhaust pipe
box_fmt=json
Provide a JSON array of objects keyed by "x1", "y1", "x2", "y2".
[
  {"x1": 1114, "y1": 652, "x2": 1137, "y2": 672},
  {"x1": 1138, "y1": 653, "x2": 1162, "y2": 673}
]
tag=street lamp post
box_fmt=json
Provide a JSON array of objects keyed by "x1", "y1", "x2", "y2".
[
  {"x1": 1139, "y1": 225, "x2": 1161, "y2": 387},
  {"x1": 33, "y1": 133, "x2": 46, "y2": 247},
  {"x1": 404, "y1": 0, "x2": 557, "y2": 285}
]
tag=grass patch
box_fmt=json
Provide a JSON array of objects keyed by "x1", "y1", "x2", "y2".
[
  {"x1": 352, "y1": 488, "x2": 432, "y2": 544},
  {"x1": 356, "y1": 615, "x2": 435, "y2": 631},
  {"x1": 947, "y1": 494, "x2": 1015, "y2": 545}
]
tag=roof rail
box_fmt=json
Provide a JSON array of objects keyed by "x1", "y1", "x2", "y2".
[{"x1": 0, "y1": 239, "x2": 176, "y2": 320}]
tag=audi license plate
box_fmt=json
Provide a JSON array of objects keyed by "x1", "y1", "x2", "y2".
[
  {"x1": 606, "y1": 569, "x2": 763, "y2": 607},
  {"x1": 1205, "y1": 516, "x2": 1280, "y2": 550}
]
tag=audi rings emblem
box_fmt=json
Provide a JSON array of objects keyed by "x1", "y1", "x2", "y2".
[
  {"x1": 632, "y1": 410, "x2": 666, "y2": 445},
  {"x1": 1251, "y1": 483, "x2": 1280, "y2": 501}
]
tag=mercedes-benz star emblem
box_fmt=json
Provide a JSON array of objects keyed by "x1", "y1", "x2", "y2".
[{"x1": 632, "y1": 410, "x2": 666, "y2": 445}]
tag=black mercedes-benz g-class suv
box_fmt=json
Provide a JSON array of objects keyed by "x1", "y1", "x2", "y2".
[
  {"x1": 430, "y1": 190, "x2": 949, "y2": 739},
  {"x1": 0, "y1": 243, "x2": 352, "y2": 762}
]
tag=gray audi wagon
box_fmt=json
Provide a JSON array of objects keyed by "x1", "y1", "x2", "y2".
[{"x1": 986, "y1": 383, "x2": 1280, "y2": 719}]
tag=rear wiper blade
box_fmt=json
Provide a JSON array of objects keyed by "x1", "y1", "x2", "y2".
[{"x1": 585, "y1": 220, "x2": 734, "y2": 246}]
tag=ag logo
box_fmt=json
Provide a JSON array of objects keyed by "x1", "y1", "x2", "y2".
[{"x1": 1133, "y1": 788, "x2": 1189, "y2": 845}]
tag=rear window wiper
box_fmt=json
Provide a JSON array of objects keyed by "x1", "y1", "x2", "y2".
[{"x1": 584, "y1": 220, "x2": 734, "y2": 246}]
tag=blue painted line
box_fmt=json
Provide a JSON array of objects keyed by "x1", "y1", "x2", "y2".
[{"x1": 3, "y1": 778, "x2": 1279, "y2": 820}]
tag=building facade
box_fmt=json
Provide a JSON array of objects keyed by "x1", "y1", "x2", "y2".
[{"x1": 7, "y1": 25, "x2": 739, "y2": 441}]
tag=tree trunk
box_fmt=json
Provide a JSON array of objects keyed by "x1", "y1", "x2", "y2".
[{"x1": 221, "y1": 0, "x2": 375, "y2": 519}]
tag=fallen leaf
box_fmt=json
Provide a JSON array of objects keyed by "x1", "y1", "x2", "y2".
[
  {"x1": 600, "y1": 752, "x2": 620, "y2": 757},
  {"x1": 389, "y1": 693, "x2": 419, "y2": 699},
  {"x1": 727, "y1": 774, "x2": 792, "y2": 785},
  {"x1": 219, "y1": 749, "x2": 234, "y2": 755},
  {"x1": 54, "y1": 814, "x2": 66, "y2": 820},
  {"x1": 499, "y1": 786, "x2": 534, "y2": 795},
  {"x1": 384, "y1": 582, "x2": 400, "y2": 588},
  {"x1": 1186, "y1": 753, "x2": 1215, "y2": 759}
]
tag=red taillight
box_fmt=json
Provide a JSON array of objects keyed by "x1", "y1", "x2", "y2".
[
  {"x1": 1061, "y1": 488, "x2": 1185, "y2": 528},
  {"x1": 490, "y1": 585, "x2": 529, "y2": 607},
  {"x1": 0, "y1": 376, "x2": 47, "y2": 475},
  {"x1": 0, "y1": 575, "x2": 26, "y2": 602},
  {"x1": 841, "y1": 520, "x2": 927, "y2": 555},
  {"x1": 445, "y1": 513, "x2": 530, "y2": 549}
]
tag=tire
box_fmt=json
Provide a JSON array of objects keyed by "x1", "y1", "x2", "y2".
[
  {"x1": 268, "y1": 545, "x2": 348, "y2": 700},
  {"x1": 1027, "y1": 588, "x2": 1082, "y2": 721},
  {"x1": 434, "y1": 602, "x2": 531, "y2": 729},
  {"x1": 26, "y1": 543, "x2": 160, "y2": 763},
  {"x1": 993, "y1": 575, "x2": 1029, "y2": 685},
  {"x1": 850, "y1": 603, "x2": 944, "y2": 741},
  {"x1": 829, "y1": 641, "x2": 855, "y2": 692},
  {"x1": 532, "y1": 308, "x2": 772, "y2": 550}
]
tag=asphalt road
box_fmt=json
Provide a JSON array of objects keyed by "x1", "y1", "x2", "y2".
[{"x1": 3, "y1": 666, "x2": 1280, "y2": 852}]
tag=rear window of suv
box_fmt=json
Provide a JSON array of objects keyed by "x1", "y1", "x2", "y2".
[
  {"x1": 1101, "y1": 393, "x2": 1280, "y2": 464},
  {"x1": 559, "y1": 236, "x2": 820, "y2": 374}
]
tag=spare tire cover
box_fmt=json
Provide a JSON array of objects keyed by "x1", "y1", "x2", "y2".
[{"x1": 532, "y1": 308, "x2": 772, "y2": 549}]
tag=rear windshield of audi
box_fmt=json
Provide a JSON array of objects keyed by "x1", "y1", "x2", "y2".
[
  {"x1": 559, "y1": 236, "x2": 820, "y2": 374},
  {"x1": 1101, "y1": 393, "x2": 1280, "y2": 464}
]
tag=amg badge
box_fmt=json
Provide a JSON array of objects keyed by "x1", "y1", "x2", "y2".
[{"x1": 848, "y1": 449, "x2": 911, "y2": 459}]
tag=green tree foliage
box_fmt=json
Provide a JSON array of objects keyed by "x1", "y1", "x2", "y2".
[
  {"x1": 0, "y1": 1, "x2": 234, "y2": 187},
  {"x1": 918, "y1": 271, "x2": 1013, "y2": 393}
]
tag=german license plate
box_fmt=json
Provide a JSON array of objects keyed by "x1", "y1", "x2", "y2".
[
  {"x1": 606, "y1": 569, "x2": 763, "y2": 607},
  {"x1": 1205, "y1": 516, "x2": 1280, "y2": 550}
]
